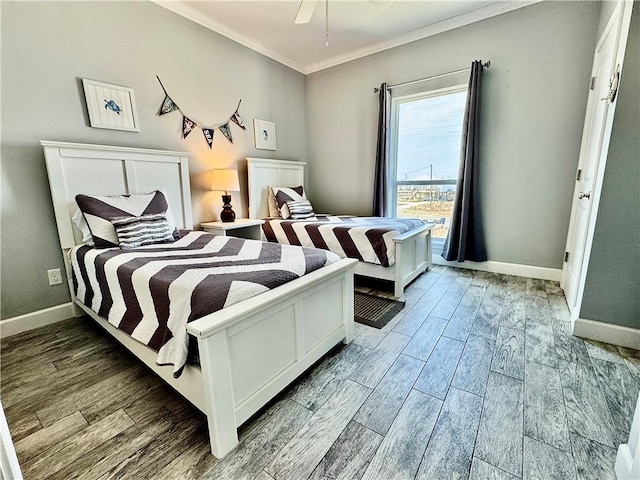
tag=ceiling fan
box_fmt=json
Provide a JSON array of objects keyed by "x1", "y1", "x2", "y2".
[{"x1": 294, "y1": 0, "x2": 394, "y2": 24}]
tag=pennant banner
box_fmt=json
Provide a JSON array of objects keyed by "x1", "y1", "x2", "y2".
[
  {"x1": 219, "y1": 123, "x2": 233, "y2": 144},
  {"x1": 158, "y1": 95, "x2": 179, "y2": 115},
  {"x1": 230, "y1": 111, "x2": 246, "y2": 130},
  {"x1": 202, "y1": 128, "x2": 214, "y2": 149},
  {"x1": 156, "y1": 76, "x2": 245, "y2": 148},
  {"x1": 182, "y1": 116, "x2": 196, "y2": 139}
]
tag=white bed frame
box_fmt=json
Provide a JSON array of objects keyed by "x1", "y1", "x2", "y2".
[
  {"x1": 247, "y1": 157, "x2": 433, "y2": 298},
  {"x1": 42, "y1": 141, "x2": 357, "y2": 458}
]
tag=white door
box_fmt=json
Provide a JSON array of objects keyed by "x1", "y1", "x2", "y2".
[{"x1": 562, "y1": 2, "x2": 632, "y2": 318}]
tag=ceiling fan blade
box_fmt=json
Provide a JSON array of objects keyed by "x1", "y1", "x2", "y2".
[
  {"x1": 295, "y1": 0, "x2": 318, "y2": 24},
  {"x1": 366, "y1": 0, "x2": 394, "y2": 11}
]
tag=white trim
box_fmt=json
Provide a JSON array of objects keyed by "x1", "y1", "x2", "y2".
[
  {"x1": 616, "y1": 394, "x2": 640, "y2": 480},
  {"x1": 573, "y1": 317, "x2": 640, "y2": 350},
  {"x1": 307, "y1": 1, "x2": 542, "y2": 73},
  {"x1": 561, "y1": 0, "x2": 634, "y2": 318},
  {"x1": 150, "y1": 0, "x2": 307, "y2": 74},
  {"x1": 0, "y1": 401, "x2": 23, "y2": 480},
  {"x1": 40, "y1": 140, "x2": 189, "y2": 158},
  {"x1": 432, "y1": 256, "x2": 562, "y2": 282},
  {"x1": 0, "y1": 303, "x2": 77, "y2": 338},
  {"x1": 152, "y1": 0, "x2": 541, "y2": 75}
]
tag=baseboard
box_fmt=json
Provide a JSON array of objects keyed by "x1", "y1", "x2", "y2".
[
  {"x1": 0, "y1": 302, "x2": 78, "y2": 338},
  {"x1": 432, "y1": 256, "x2": 562, "y2": 281},
  {"x1": 573, "y1": 317, "x2": 640, "y2": 350}
]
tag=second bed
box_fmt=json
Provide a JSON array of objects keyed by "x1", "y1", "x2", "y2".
[{"x1": 247, "y1": 157, "x2": 434, "y2": 298}]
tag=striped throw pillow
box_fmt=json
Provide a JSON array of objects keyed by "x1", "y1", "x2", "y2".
[
  {"x1": 75, "y1": 190, "x2": 180, "y2": 248},
  {"x1": 286, "y1": 200, "x2": 315, "y2": 220},
  {"x1": 271, "y1": 186, "x2": 306, "y2": 219},
  {"x1": 111, "y1": 213, "x2": 175, "y2": 249}
]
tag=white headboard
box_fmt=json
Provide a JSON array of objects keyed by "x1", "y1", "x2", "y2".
[
  {"x1": 246, "y1": 157, "x2": 306, "y2": 219},
  {"x1": 42, "y1": 141, "x2": 193, "y2": 250}
]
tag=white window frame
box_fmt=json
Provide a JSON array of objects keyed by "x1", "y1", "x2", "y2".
[{"x1": 389, "y1": 83, "x2": 467, "y2": 253}]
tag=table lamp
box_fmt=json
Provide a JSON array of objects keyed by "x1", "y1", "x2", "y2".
[{"x1": 211, "y1": 169, "x2": 240, "y2": 222}]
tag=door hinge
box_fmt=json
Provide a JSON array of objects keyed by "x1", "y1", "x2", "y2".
[
  {"x1": 576, "y1": 169, "x2": 582, "y2": 181},
  {"x1": 564, "y1": 251, "x2": 570, "y2": 262},
  {"x1": 590, "y1": 77, "x2": 596, "y2": 90}
]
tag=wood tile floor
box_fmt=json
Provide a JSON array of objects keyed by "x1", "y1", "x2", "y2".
[{"x1": 2, "y1": 266, "x2": 639, "y2": 479}]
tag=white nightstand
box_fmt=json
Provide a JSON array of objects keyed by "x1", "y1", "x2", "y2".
[{"x1": 200, "y1": 218, "x2": 265, "y2": 240}]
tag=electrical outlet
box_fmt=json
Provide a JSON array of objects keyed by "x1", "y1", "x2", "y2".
[{"x1": 47, "y1": 268, "x2": 63, "y2": 286}]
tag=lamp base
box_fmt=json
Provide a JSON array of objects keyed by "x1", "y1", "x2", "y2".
[{"x1": 220, "y1": 194, "x2": 236, "y2": 223}]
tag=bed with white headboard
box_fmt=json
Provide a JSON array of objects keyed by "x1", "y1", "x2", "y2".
[
  {"x1": 42, "y1": 141, "x2": 356, "y2": 458},
  {"x1": 247, "y1": 157, "x2": 433, "y2": 298}
]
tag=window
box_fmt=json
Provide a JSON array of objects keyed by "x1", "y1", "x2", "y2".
[{"x1": 390, "y1": 85, "x2": 467, "y2": 251}]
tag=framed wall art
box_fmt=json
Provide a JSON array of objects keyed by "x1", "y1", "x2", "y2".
[
  {"x1": 253, "y1": 119, "x2": 276, "y2": 150},
  {"x1": 82, "y1": 79, "x2": 140, "y2": 132}
]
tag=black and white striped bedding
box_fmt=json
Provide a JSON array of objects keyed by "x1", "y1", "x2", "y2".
[
  {"x1": 71, "y1": 231, "x2": 340, "y2": 376},
  {"x1": 261, "y1": 216, "x2": 424, "y2": 268}
]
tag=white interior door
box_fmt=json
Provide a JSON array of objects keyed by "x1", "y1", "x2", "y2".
[{"x1": 562, "y1": 2, "x2": 632, "y2": 318}]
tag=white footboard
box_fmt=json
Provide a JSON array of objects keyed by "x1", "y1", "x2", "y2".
[
  {"x1": 352, "y1": 224, "x2": 433, "y2": 299},
  {"x1": 187, "y1": 258, "x2": 357, "y2": 458},
  {"x1": 393, "y1": 224, "x2": 433, "y2": 297}
]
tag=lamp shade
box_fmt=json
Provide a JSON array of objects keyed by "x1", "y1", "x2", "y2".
[{"x1": 211, "y1": 169, "x2": 240, "y2": 193}]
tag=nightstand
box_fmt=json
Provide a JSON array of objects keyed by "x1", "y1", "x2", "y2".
[{"x1": 200, "y1": 218, "x2": 265, "y2": 240}]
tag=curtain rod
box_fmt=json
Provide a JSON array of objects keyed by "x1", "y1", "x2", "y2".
[{"x1": 373, "y1": 61, "x2": 490, "y2": 93}]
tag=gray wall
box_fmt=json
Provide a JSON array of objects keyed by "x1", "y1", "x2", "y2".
[
  {"x1": 305, "y1": 1, "x2": 600, "y2": 269},
  {"x1": 580, "y1": 5, "x2": 639, "y2": 330},
  {"x1": 0, "y1": 1, "x2": 307, "y2": 319}
]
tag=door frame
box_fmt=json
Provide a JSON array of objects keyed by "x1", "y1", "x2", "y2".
[{"x1": 561, "y1": 0, "x2": 634, "y2": 321}]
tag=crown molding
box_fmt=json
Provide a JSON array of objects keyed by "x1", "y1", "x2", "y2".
[
  {"x1": 152, "y1": 0, "x2": 543, "y2": 75},
  {"x1": 150, "y1": 0, "x2": 307, "y2": 74},
  {"x1": 305, "y1": 0, "x2": 543, "y2": 73}
]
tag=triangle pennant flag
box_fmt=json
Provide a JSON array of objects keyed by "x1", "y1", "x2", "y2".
[
  {"x1": 202, "y1": 128, "x2": 215, "y2": 149},
  {"x1": 219, "y1": 123, "x2": 233, "y2": 143},
  {"x1": 158, "y1": 94, "x2": 179, "y2": 115},
  {"x1": 230, "y1": 111, "x2": 246, "y2": 130},
  {"x1": 182, "y1": 116, "x2": 196, "y2": 138}
]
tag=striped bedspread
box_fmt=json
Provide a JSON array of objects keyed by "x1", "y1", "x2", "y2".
[
  {"x1": 261, "y1": 216, "x2": 425, "y2": 267},
  {"x1": 71, "y1": 231, "x2": 340, "y2": 376}
]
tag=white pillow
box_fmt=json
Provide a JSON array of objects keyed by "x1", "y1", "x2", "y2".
[
  {"x1": 267, "y1": 188, "x2": 280, "y2": 217},
  {"x1": 72, "y1": 208, "x2": 94, "y2": 245}
]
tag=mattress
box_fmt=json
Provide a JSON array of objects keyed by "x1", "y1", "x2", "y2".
[
  {"x1": 71, "y1": 231, "x2": 340, "y2": 376},
  {"x1": 261, "y1": 215, "x2": 424, "y2": 267}
]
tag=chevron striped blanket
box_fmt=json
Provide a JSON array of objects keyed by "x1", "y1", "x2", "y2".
[
  {"x1": 261, "y1": 216, "x2": 424, "y2": 267},
  {"x1": 71, "y1": 231, "x2": 340, "y2": 376}
]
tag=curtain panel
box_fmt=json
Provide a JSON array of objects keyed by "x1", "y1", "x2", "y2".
[
  {"x1": 373, "y1": 82, "x2": 391, "y2": 217},
  {"x1": 442, "y1": 61, "x2": 487, "y2": 262}
]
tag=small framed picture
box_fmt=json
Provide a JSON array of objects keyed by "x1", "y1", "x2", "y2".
[
  {"x1": 82, "y1": 79, "x2": 140, "y2": 132},
  {"x1": 253, "y1": 119, "x2": 277, "y2": 150}
]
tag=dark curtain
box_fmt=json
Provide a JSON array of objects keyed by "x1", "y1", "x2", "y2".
[
  {"x1": 442, "y1": 61, "x2": 487, "y2": 262},
  {"x1": 373, "y1": 82, "x2": 391, "y2": 217}
]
